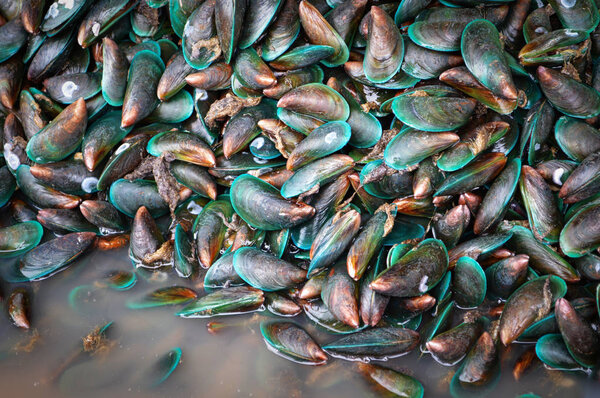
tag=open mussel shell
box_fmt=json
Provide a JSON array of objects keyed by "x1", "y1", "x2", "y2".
[
  {"x1": 498, "y1": 275, "x2": 567, "y2": 345},
  {"x1": 233, "y1": 247, "x2": 306, "y2": 291},
  {"x1": 18, "y1": 232, "x2": 96, "y2": 281},
  {"x1": 0, "y1": 221, "x2": 44, "y2": 258},
  {"x1": 370, "y1": 239, "x2": 448, "y2": 297},
  {"x1": 323, "y1": 327, "x2": 419, "y2": 361},
  {"x1": 176, "y1": 286, "x2": 265, "y2": 318},
  {"x1": 231, "y1": 174, "x2": 314, "y2": 231},
  {"x1": 127, "y1": 286, "x2": 198, "y2": 309},
  {"x1": 261, "y1": 321, "x2": 328, "y2": 365}
]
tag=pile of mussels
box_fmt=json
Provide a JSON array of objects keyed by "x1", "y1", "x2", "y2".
[{"x1": 2, "y1": 0, "x2": 600, "y2": 395}]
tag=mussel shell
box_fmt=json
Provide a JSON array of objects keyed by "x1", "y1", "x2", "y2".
[
  {"x1": 324, "y1": 327, "x2": 419, "y2": 361},
  {"x1": 535, "y1": 333, "x2": 583, "y2": 371},
  {"x1": 519, "y1": 165, "x2": 563, "y2": 243},
  {"x1": 182, "y1": 0, "x2": 220, "y2": 68},
  {"x1": 547, "y1": 0, "x2": 599, "y2": 33},
  {"x1": 559, "y1": 151, "x2": 600, "y2": 204},
  {"x1": 560, "y1": 202, "x2": 600, "y2": 257},
  {"x1": 402, "y1": 36, "x2": 462, "y2": 79},
  {"x1": 370, "y1": 239, "x2": 448, "y2": 297},
  {"x1": 555, "y1": 116, "x2": 600, "y2": 162},
  {"x1": 16, "y1": 165, "x2": 82, "y2": 209},
  {"x1": 261, "y1": 0, "x2": 300, "y2": 61},
  {"x1": 537, "y1": 65, "x2": 600, "y2": 119},
  {"x1": 82, "y1": 111, "x2": 132, "y2": 171},
  {"x1": 426, "y1": 320, "x2": 484, "y2": 366},
  {"x1": 498, "y1": 275, "x2": 567, "y2": 345},
  {"x1": 290, "y1": 173, "x2": 349, "y2": 250},
  {"x1": 109, "y1": 179, "x2": 168, "y2": 218},
  {"x1": 485, "y1": 255, "x2": 529, "y2": 300},
  {"x1": 309, "y1": 209, "x2": 361, "y2": 275},
  {"x1": 233, "y1": 247, "x2": 306, "y2": 291},
  {"x1": 321, "y1": 262, "x2": 360, "y2": 329},
  {"x1": 80, "y1": 200, "x2": 127, "y2": 233},
  {"x1": 0, "y1": 221, "x2": 44, "y2": 258},
  {"x1": 281, "y1": 154, "x2": 354, "y2": 198},
  {"x1": 298, "y1": 0, "x2": 349, "y2": 67},
  {"x1": 347, "y1": 209, "x2": 391, "y2": 281},
  {"x1": 193, "y1": 199, "x2": 233, "y2": 269},
  {"x1": 358, "y1": 363, "x2": 424, "y2": 398},
  {"x1": 452, "y1": 257, "x2": 486, "y2": 309},
  {"x1": 121, "y1": 50, "x2": 165, "y2": 128},
  {"x1": 505, "y1": 225, "x2": 579, "y2": 282},
  {"x1": 287, "y1": 121, "x2": 350, "y2": 171},
  {"x1": 215, "y1": 0, "x2": 246, "y2": 64},
  {"x1": 147, "y1": 130, "x2": 215, "y2": 167},
  {"x1": 203, "y1": 251, "x2": 244, "y2": 289},
  {"x1": 554, "y1": 298, "x2": 600, "y2": 367},
  {"x1": 37, "y1": 208, "x2": 99, "y2": 234},
  {"x1": 231, "y1": 174, "x2": 315, "y2": 231},
  {"x1": 436, "y1": 153, "x2": 507, "y2": 197},
  {"x1": 0, "y1": 17, "x2": 28, "y2": 63},
  {"x1": 391, "y1": 87, "x2": 476, "y2": 132},
  {"x1": 270, "y1": 44, "x2": 334, "y2": 71},
  {"x1": 19, "y1": 232, "x2": 96, "y2": 281},
  {"x1": 260, "y1": 321, "x2": 328, "y2": 365},
  {"x1": 127, "y1": 286, "x2": 197, "y2": 309},
  {"x1": 384, "y1": 127, "x2": 459, "y2": 170},
  {"x1": 461, "y1": 19, "x2": 517, "y2": 100},
  {"x1": 96, "y1": 135, "x2": 148, "y2": 191},
  {"x1": 0, "y1": 165, "x2": 16, "y2": 207},
  {"x1": 363, "y1": 6, "x2": 403, "y2": 84},
  {"x1": 176, "y1": 286, "x2": 265, "y2": 318},
  {"x1": 26, "y1": 98, "x2": 87, "y2": 163},
  {"x1": 277, "y1": 83, "x2": 349, "y2": 122}
]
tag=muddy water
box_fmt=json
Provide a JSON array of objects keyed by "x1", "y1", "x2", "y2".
[{"x1": 0, "y1": 246, "x2": 596, "y2": 398}]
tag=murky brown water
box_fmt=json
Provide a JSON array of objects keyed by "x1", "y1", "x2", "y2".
[{"x1": 0, "y1": 246, "x2": 596, "y2": 398}]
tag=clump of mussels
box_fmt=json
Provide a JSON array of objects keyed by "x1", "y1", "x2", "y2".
[{"x1": 2, "y1": 0, "x2": 600, "y2": 395}]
